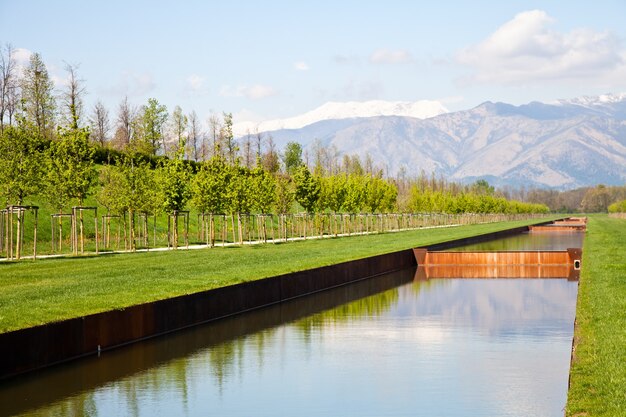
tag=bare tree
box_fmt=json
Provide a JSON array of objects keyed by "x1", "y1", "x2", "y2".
[
  {"x1": 170, "y1": 105, "x2": 187, "y2": 156},
  {"x1": 208, "y1": 112, "x2": 222, "y2": 158},
  {"x1": 0, "y1": 43, "x2": 18, "y2": 132},
  {"x1": 90, "y1": 100, "x2": 111, "y2": 147},
  {"x1": 61, "y1": 63, "x2": 86, "y2": 129},
  {"x1": 255, "y1": 128, "x2": 263, "y2": 162},
  {"x1": 243, "y1": 129, "x2": 253, "y2": 168},
  {"x1": 187, "y1": 110, "x2": 202, "y2": 161},
  {"x1": 114, "y1": 96, "x2": 134, "y2": 150}
]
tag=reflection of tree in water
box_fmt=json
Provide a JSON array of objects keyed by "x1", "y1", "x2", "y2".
[
  {"x1": 30, "y1": 390, "x2": 97, "y2": 417},
  {"x1": 295, "y1": 287, "x2": 400, "y2": 336}
]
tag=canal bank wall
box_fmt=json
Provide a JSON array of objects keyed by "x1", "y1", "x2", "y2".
[{"x1": 0, "y1": 221, "x2": 556, "y2": 380}]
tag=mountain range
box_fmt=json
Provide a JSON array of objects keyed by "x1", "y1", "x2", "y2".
[{"x1": 240, "y1": 94, "x2": 626, "y2": 189}]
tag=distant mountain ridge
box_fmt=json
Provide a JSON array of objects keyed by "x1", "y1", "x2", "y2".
[
  {"x1": 246, "y1": 93, "x2": 626, "y2": 189},
  {"x1": 233, "y1": 99, "x2": 448, "y2": 136}
]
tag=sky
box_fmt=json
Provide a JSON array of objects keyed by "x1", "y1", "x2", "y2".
[{"x1": 1, "y1": 0, "x2": 626, "y2": 126}]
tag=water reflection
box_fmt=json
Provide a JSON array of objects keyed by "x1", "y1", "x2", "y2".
[
  {"x1": 1, "y1": 271, "x2": 578, "y2": 417},
  {"x1": 451, "y1": 231, "x2": 584, "y2": 251}
]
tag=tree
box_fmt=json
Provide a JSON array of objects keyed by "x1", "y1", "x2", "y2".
[
  {"x1": 89, "y1": 101, "x2": 111, "y2": 147},
  {"x1": 170, "y1": 105, "x2": 187, "y2": 156},
  {"x1": 157, "y1": 146, "x2": 191, "y2": 248},
  {"x1": 227, "y1": 165, "x2": 254, "y2": 244},
  {"x1": 251, "y1": 166, "x2": 276, "y2": 242},
  {"x1": 283, "y1": 141, "x2": 303, "y2": 175},
  {"x1": 0, "y1": 122, "x2": 44, "y2": 258},
  {"x1": 221, "y1": 112, "x2": 237, "y2": 165},
  {"x1": 21, "y1": 52, "x2": 56, "y2": 139},
  {"x1": 114, "y1": 96, "x2": 135, "y2": 150},
  {"x1": 61, "y1": 63, "x2": 86, "y2": 130},
  {"x1": 191, "y1": 156, "x2": 229, "y2": 246},
  {"x1": 208, "y1": 112, "x2": 222, "y2": 158},
  {"x1": 137, "y1": 98, "x2": 167, "y2": 155},
  {"x1": 0, "y1": 43, "x2": 18, "y2": 132},
  {"x1": 261, "y1": 135, "x2": 280, "y2": 173},
  {"x1": 187, "y1": 110, "x2": 202, "y2": 161},
  {"x1": 293, "y1": 165, "x2": 320, "y2": 213},
  {"x1": 45, "y1": 126, "x2": 97, "y2": 253}
]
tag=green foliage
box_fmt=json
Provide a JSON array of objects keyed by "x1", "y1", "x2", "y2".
[
  {"x1": 608, "y1": 199, "x2": 626, "y2": 213},
  {"x1": 274, "y1": 174, "x2": 294, "y2": 214},
  {"x1": 408, "y1": 185, "x2": 549, "y2": 214},
  {"x1": 251, "y1": 166, "x2": 276, "y2": 213},
  {"x1": 20, "y1": 52, "x2": 56, "y2": 139},
  {"x1": 283, "y1": 141, "x2": 303, "y2": 174},
  {"x1": 293, "y1": 165, "x2": 320, "y2": 213},
  {"x1": 227, "y1": 165, "x2": 254, "y2": 214},
  {"x1": 137, "y1": 98, "x2": 168, "y2": 155},
  {"x1": 343, "y1": 174, "x2": 366, "y2": 213},
  {"x1": 45, "y1": 127, "x2": 97, "y2": 209},
  {"x1": 320, "y1": 174, "x2": 346, "y2": 213},
  {"x1": 191, "y1": 156, "x2": 230, "y2": 214},
  {"x1": 0, "y1": 123, "x2": 43, "y2": 205},
  {"x1": 157, "y1": 147, "x2": 191, "y2": 213}
]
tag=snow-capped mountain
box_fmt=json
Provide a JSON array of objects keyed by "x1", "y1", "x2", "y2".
[
  {"x1": 233, "y1": 99, "x2": 448, "y2": 136},
  {"x1": 247, "y1": 93, "x2": 626, "y2": 189}
]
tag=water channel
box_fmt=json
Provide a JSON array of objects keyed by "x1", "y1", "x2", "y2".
[{"x1": 0, "y1": 232, "x2": 583, "y2": 416}]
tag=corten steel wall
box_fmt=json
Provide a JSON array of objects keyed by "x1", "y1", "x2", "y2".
[
  {"x1": 0, "y1": 220, "x2": 557, "y2": 380},
  {"x1": 0, "y1": 248, "x2": 415, "y2": 380}
]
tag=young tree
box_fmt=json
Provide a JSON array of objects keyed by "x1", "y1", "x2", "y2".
[
  {"x1": 45, "y1": 126, "x2": 97, "y2": 253},
  {"x1": 89, "y1": 101, "x2": 111, "y2": 147},
  {"x1": 21, "y1": 52, "x2": 56, "y2": 139},
  {"x1": 227, "y1": 165, "x2": 254, "y2": 244},
  {"x1": 251, "y1": 166, "x2": 276, "y2": 242},
  {"x1": 0, "y1": 122, "x2": 44, "y2": 258},
  {"x1": 293, "y1": 165, "x2": 320, "y2": 213},
  {"x1": 191, "y1": 156, "x2": 229, "y2": 246},
  {"x1": 157, "y1": 146, "x2": 191, "y2": 248},
  {"x1": 283, "y1": 141, "x2": 303, "y2": 175}
]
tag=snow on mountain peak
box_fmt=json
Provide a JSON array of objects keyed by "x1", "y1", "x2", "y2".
[
  {"x1": 551, "y1": 92, "x2": 626, "y2": 107},
  {"x1": 233, "y1": 99, "x2": 448, "y2": 136}
]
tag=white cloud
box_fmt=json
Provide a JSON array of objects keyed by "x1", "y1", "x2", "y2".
[
  {"x1": 220, "y1": 84, "x2": 278, "y2": 100},
  {"x1": 369, "y1": 48, "x2": 413, "y2": 64},
  {"x1": 183, "y1": 74, "x2": 209, "y2": 96},
  {"x1": 457, "y1": 9, "x2": 626, "y2": 84},
  {"x1": 294, "y1": 61, "x2": 309, "y2": 71},
  {"x1": 104, "y1": 71, "x2": 156, "y2": 97}
]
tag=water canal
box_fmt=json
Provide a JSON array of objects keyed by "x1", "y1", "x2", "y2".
[{"x1": 0, "y1": 231, "x2": 583, "y2": 416}]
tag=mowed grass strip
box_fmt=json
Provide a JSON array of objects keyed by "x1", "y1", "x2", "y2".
[
  {"x1": 567, "y1": 215, "x2": 626, "y2": 416},
  {"x1": 0, "y1": 218, "x2": 555, "y2": 333}
]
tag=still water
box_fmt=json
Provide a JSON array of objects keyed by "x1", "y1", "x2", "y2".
[
  {"x1": 1, "y1": 268, "x2": 578, "y2": 417},
  {"x1": 450, "y1": 231, "x2": 585, "y2": 251}
]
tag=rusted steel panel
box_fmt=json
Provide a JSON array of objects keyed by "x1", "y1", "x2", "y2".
[
  {"x1": 418, "y1": 265, "x2": 572, "y2": 279},
  {"x1": 422, "y1": 251, "x2": 572, "y2": 266}
]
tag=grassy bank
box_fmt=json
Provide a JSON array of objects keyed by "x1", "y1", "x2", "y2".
[
  {"x1": 567, "y1": 216, "x2": 626, "y2": 416},
  {"x1": 0, "y1": 218, "x2": 555, "y2": 333}
]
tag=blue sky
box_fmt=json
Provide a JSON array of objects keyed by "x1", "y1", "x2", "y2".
[{"x1": 1, "y1": 0, "x2": 625, "y2": 124}]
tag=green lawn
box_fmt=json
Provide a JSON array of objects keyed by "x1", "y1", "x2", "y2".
[
  {"x1": 0, "y1": 218, "x2": 554, "y2": 333},
  {"x1": 566, "y1": 215, "x2": 626, "y2": 416}
]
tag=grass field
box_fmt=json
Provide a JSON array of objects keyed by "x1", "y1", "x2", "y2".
[
  {"x1": 566, "y1": 215, "x2": 626, "y2": 416},
  {"x1": 0, "y1": 218, "x2": 555, "y2": 334}
]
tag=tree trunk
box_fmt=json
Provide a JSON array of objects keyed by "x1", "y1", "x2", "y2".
[
  {"x1": 173, "y1": 212, "x2": 178, "y2": 249},
  {"x1": 209, "y1": 214, "x2": 214, "y2": 247}
]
